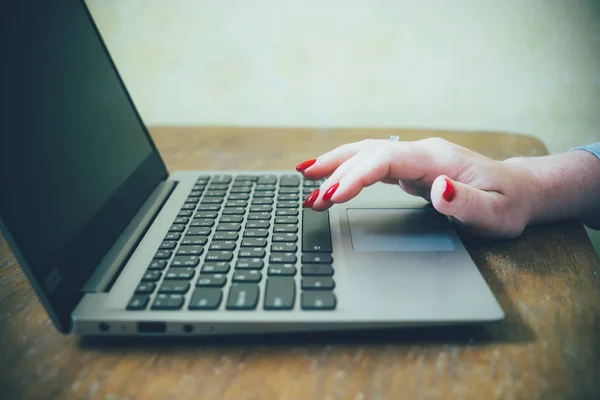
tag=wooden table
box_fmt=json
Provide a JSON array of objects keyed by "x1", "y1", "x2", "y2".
[{"x1": 1, "y1": 127, "x2": 599, "y2": 400}]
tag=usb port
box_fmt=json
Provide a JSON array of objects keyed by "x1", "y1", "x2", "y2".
[{"x1": 137, "y1": 322, "x2": 166, "y2": 334}]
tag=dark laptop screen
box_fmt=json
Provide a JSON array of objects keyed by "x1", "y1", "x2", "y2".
[{"x1": 0, "y1": 0, "x2": 167, "y2": 332}]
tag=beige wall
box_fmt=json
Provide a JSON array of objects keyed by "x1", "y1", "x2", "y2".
[{"x1": 86, "y1": 0, "x2": 600, "y2": 154}]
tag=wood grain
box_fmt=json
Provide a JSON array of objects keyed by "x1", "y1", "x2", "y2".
[{"x1": 1, "y1": 127, "x2": 599, "y2": 400}]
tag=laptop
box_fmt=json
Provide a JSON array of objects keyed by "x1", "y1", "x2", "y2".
[{"x1": 0, "y1": 0, "x2": 504, "y2": 336}]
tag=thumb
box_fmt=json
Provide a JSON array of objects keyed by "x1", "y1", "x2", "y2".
[{"x1": 430, "y1": 175, "x2": 505, "y2": 233}]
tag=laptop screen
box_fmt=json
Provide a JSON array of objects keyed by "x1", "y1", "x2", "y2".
[{"x1": 0, "y1": 0, "x2": 167, "y2": 332}]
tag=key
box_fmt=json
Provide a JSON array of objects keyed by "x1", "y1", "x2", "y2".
[
  {"x1": 235, "y1": 259, "x2": 264, "y2": 270},
  {"x1": 196, "y1": 274, "x2": 227, "y2": 287},
  {"x1": 151, "y1": 294, "x2": 185, "y2": 310},
  {"x1": 209, "y1": 241, "x2": 236, "y2": 251},
  {"x1": 195, "y1": 211, "x2": 218, "y2": 219},
  {"x1": 255, "y1": 184, "x2": 276, "y2": 191},
  {"x1": 186, "y1": 227, "x2": 211, "y2": 236},
  {"x1": 135, "y1": 282, "x2": 156, "y2": 295},
  {"x1": 205, "y1": 190, "x2": 227, "y2": 197},
  {"x1": 201, "y1": 262, "x2": 231, "y2": 274},
  {"x1": 201, "y1": 197, "x2": 223, "y2": 204},
  {"x1": 280, "y1": 175, "x2": 301, "y2": 187},
  {"x1": 178, "y1": 210, "x2": 193, "y2": 217},
  {"x1": 222, "y1": 207, "x2": 246, "y2": 215},
  {"x1": 213, "y1": 232, "x2": 239, "y2": 241},
  {"x1": 238, "y1": 248, "x2": 266, "y2": 258},
  {"x1": 174, "y1": 217, "x2": 190, "y2": 225},
  {"x1": 169, "y1": 224, "x2": 186, "y2": 232},
  {"x1": 270, "y1": 253, "x2": 297, "y2": 264},
  {"x1": 275, "y1": 216, "x2": 298, "y2": 224},
  {"x1": 248, "y1": 212, "x2": 271, "y2": 220},
  {"x1": 268, "y1": 264, "x2": 297, "y2": 276},
  {"x1": 241, "y1": 238, "x2": 267, "y2": 247},
  {"x1": 148, "y1": 260, "x2": 167, "y2": 270},
  {"x1": 302, "y1": 277, "x2": 335, "y2": 290},
  {"x1": 271, "y1": 243, "x2": 297, "y2": 253},
  {"x1": 246, "y1": 221, "x2": 270, "y2": 229},
  {"x1": 208, "y1": 184, "x2": 229, "y2": 191},
  {"x1": 226, "y1": 283, "x2": 260, "y2": 310},
  {"x1": 216, "y1": 223, "x2": 242, "y2": 232},
  {"x1": 276, "y1": 209, "x2": 299, "y2": 216},
  {"x1": 274, "y1": 224, "x2": 298, "y2": 233},
  {"x1": 232, "y1": 270, "x2": 262, "y2": 283},
  {"x1": 302, "y1": 253, "x2": 333, "y2": 264},
  {"x1": 212, "y1": 175, "x2": 232, "y2": 184},
  {"x1": 188, "y1": 288, "x2": 222, "y2": 310},
  {"x1": 278, "y1": 195, "x2": 299, "y2": 202},
  {"x1": 205, "y1": 251, "x2": 234, "y2": 262},
  {"x1": 176, "y1": 246, "x2": 204, "y2": 256},
  {"x1": 159, "y1": 240, "x2": 177, "y2": 250},
  {"x1": 279, "y1": 188, "x2": 299, "y2": 194},
  {"x1": 182, "y1": 236, "x2": 208, "y2": 246},
  {"x1": 302, "y1": 209, "x2": 332, "y2": 253},
  {"x1": 142, "y1": 271, "x2": 162, "y2": 282},
  {"x1": 273, "y1": 233, "x2": 298, "y2": 243},
  {"x1": 127, "y1": 295, "x2": 149, "y2": 310},
  {"x1": 301, "y1": 292, "x2": 336, "y2": 310},
  {"x1": 230, "y1": 187, "x2": 251, "y2": 194},
  {"x1": 154, "y1": 250, "x2": 172, "y2": 260},
  {"x1": 165, "y1": 267, "x2": 195, "y2": 280},
  {"x1": 229, "y1": 194, "x2": 249, "y2": 200},
  {"x1": 185, "y1": 196, "x2": 200, "y2": 204},
  {"x1": 249, "y1": 205, "x2": 273, "y2": 213},
  {"x1": 190, "y1": 219, "x2": 215, "y2": 227},
  {"x1": 197, "y1": 204, "x2": 221, "y2": 211},
  {"x1": 243, "y1": 229, "x2": 269, "y2": 238},
  {"x1": 165, "y1": 232, "x2": 182, "y2": 241},
  {"x1": 220, "y1": 215, "x2": 243, "y2": 223},
  {"x1": 235, "y1": 175, "x2": 258, "y2": 182},
  {"x1": 189, "y1": 190, "x2": 203, "y2": 197},
  {"x1": 158, "y1": 280, "x2": 191, "y2": 294},
  {"x1": 301, "y1": 265, "x2": 334, "y2": 276},
  {"x1": 225, "y1": 200, "x2": 248, "y2": 208},
  {"x1": 253, "y1": 191, "x2": 275, "y2": 198},
  {"x1": 276, "y1": 201, "x2": 298, "y2": 209},
  {"x1": 264, "y1": 277, "x2": 295, "y2": 310},
  {"x1": 252, "y1": 199, "x2": 274, "y2": 206},
  {"x1": 171, "y1": 255, "x2": 200, "y2": 267},
  {"x1": 257, "y1": 175, "x2": 277, "y2": 185},
  {"x1": 181, "y1": 203, "x2": 196, "y2": 210}
]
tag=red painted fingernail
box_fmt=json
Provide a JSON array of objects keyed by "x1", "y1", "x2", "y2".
[
  {"x1": 323, "y1": 182, "x2": 339, "y2": 202},
  {"x1": 296, "y1": 159, "x2": 317, "y2": 172},
  {"x1": 442, "y1": 178, "x2": 456, "y2": 202},
  {"x1": 303, "y1": 188, "x2": 320, "y2": 207}
]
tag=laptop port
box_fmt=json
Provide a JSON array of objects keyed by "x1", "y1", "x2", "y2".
[
  {"x1": 137, "y1": 322, "x2": 166, "y2": 334},
  {"x1": 183, "y1": 324, "x2": 194, "y2": 334},
  {"x1": 98, "y1": 322, "x2": 110, "y2": 332}
]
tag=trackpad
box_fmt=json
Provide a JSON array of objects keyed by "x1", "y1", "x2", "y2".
[{"x1": 347, "y1": 208, "x2": 455, "y2": 252}]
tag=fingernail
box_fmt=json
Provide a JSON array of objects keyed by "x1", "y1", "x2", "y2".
[
  {"x1": 322, "y1": 182, "x2": 339, "y2": 202},
  {"x1": 442, "y1": 178, "x2": 456, "y2": 202},
  {"x1": 296, "y1": 159, "x2": 317, "y2": 172},
  {"x1": 303, "y1": 188, "x2": 320, "y2": 207}
]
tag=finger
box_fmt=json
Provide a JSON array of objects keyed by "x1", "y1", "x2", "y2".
[
  {"x1": 298, "y1": 139, "x2": 374, "y2": 180},
  {"x1": 398, "y1": 179, "x2": 431, "y2": 201}
]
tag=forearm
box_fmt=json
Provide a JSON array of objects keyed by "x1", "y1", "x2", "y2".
[{"x1": 505, "y1": 150, "x2": 600, "y2": 229}]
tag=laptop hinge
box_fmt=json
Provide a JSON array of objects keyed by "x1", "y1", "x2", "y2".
[{"x1": 82, "y1": 180, "x2": 177, "y2": 293}]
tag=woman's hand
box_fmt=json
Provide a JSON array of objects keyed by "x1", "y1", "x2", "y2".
[{"x1": 296, "y1": 137, "x2": 543, "y2": 238}]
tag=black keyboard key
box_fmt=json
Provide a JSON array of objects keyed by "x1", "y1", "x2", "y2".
[
  {"x1": 268, "y1": 264, "x2": 297, "y2": 276},
  {"x1": 270, "y1": 253, "x2": 297, "y2": 264},
  {"x1": 232, "y1": 270, "x2": 262, "y2": 283},
  {"x1": 208, "y1": 184, "x2": 229, "y2": 191},
  {"x1": 159, "y1": 240, "x2": 177, "y2": 250},
  {"x1": 249, "y1": 205, "x2": 273, "y2": 213},
  {"x1": 274, "y1": 224, "x2": 298, "y2": 233},
  {"x1": 276, "y1": 209, "x2": 299, "y2": 216},
  {"x1": 252, "y1": 198, "x2": 274, "y2": 206},
  {"x1": 171, "y1": 255, "x2": 200, "y2": 267},
  {"x1": 182, "y1": 236, "x2": 208, "y2": 246},
  {"x1": 201, "y1": 197, "x2": 223, "y2": 204},
  {"x1": 181, "y1": 203, "x2": 196, "y2": 210},
  {"x1": 205, "y1": 190, "x2": 227, "y2": 197},
  {"x1": 271, "y1": 243, "x2": 298, "y2": 253},
  {"x1": 273, "y1": 233, "x2": 298, "y2": 243},
  {"x1": 257, "y1": 175, "x2": 277, "y2": 185},
  {"x1": 196, "y1": 274, "x2": 227, "y2": 287},
  {"x1": 212, "y1": 175, "x2": 232, "y2": 184},
  {"x1": 174, "y1": 217, "x2": 190, "y2": 225},
  {"x1": 241, "y1": 238, "x2": 267, "y2": 247},
  {"x1": 186, "y1": 227, "x2": 211, "y2": 236},
  {"x1": 142, "y1": 271, "x2": 162, "y2": 282},
  {"x1": 246, "y1": 221, "x2": 270, "y2": 229},
  {"x1": 230, "y1": 187, "x2": 252, "y2": 194},
  {"x1": 276, "y1": 201, "x2": 298, "y2": 209},
  {"x1": 243, "y1": 229, "x2": 269, "y2": 238},
  {"x1": 279, "y1": 188, "x2": 299, "y2": 194},
  {"x1": 238, "y1": 248, "x2": 266, "y2": 258},
  {"x1": 176, "y1": 246, "x2": 204, "y2": 256},
  {"x1": 178, "y1": 210, "x2": 193, "y2": 218},
  {"x1": 135, "y1": 282, "x2": 156, "y2": 295},
  {"x1": 201, "y1": 262, "x2": 231, "y2": 274},
  {"x1": 302, "y1": 265, "x2": 334, "y2": 276},
  {"x1": 275, "y1": 216, "x2": 299, "y2": 224},
  {"x1": 235, "y1": 175, "x2": 258, "y2": 182},
  {"x1": 302, "y1": 277, "x2": 335, "y2": 290},
  {"x1": 158, "y1": 280, "x2": 191, "y2": 294},
  {"x1": 148, "y1": 260, "x2": 167, "y2": 270},
  {"x1": 225, "y1": 200, "x2": 248, "y2": 208},
  {"x1": 278, "y1": 195, "x2": 299, "y2": 202},
  {"x1": 280, "y1": 175, "x2": 301, "y2": 187},
  {"x1": 185, "y1": 196, "x2": 200, "y2": 204},
  {"x1": 216, "y1": 223, "x2": 242, "y2": 232},
  {"x1": 226, "y1": 283, "x2": 260, "y2": 310},
  {"x1": 169, "y1": 224, "x2": 186, "y2": 232},
  {"x1": 253, "y1": 191, "x2": 275, "y2": 198},
  {"x1": 197, "y1": 204, "x2": 221, "y2": 211},
  {"x1": 190, "y1": 219, "x2": 215, "y2": 228},
  {"x1": 248, "y1": 212, "x2": 272, "y2": 220},
  {"x1": 196, "y1": 211, "x2": 218, "y2": 219},
  {"x1": 154, "y1": 250, "x2": 172, "y2": 260},
  {"x1": 209, "y1": 241, "x2": 237, "y2": 251},
  {"x1": 151, "y1": 294, "x2": 185, "y2": 310},
  {"x1": 165, "y1": 232, "x2": 182, "y2": 241},
  {"x1": 301, "y1": 292, "x2": 336, "y2": 310},
  {"x1": 220, "y1": 215, "x2": 243, "y2": 223},
  {"x1": 222, "y1": 207, "x2": 246, "y2": 215},
  {"x1": 302, "y1": 209, "x2": 332, "y2": 253},
  {"x1": 229, "y1": 193, "x2": 250, "y2": 200},
  {"x1": 189, "y1": 288, "x2": 222, "y2": 310},
  {"x1": 165, "y1": 268, "x2": 196, "y2": 280},
  {"x1": 127, "y1": 295, "x2": 149, "y2": 310},
  {"x1": 235, "y1": 259, "x2": 264, "y2": 270},
  {"x1": 213, "y1": 232, "x2": 239, "y2": 241},
  {"x1": 264, "y1": 277, "x2": 295, "y2": 310},
  {"x1": 302, "y1": 253, "x2": 333, "y2": 264},
  {"x1": 205, "y1": 251, "x2": 234, "y2": 262},
  {"x1": 255, "y1": 184, "x2": 276, "y2": 191}
]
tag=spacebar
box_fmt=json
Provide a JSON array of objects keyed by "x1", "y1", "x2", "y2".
[{"x1": 302, "y1": 209, "x2": 332, "y2": 253}]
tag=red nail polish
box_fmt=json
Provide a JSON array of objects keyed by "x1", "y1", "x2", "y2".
[
  {"x1": 296, "y1": 159, "x2": 317, "y2": 172},
  {"x1": 323, "y1": 182, "x2": 339, "y2": 201},
  {"x1": 303, "y1": 188, "x2": 320, "y2": 207},
  {"x1": 442, "y1": 178, "x2": 456, "y2": 202}
]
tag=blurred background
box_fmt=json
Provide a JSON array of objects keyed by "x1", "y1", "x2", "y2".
[{"x1": 85, "y1": 0, "x2": 600, "y2": 251}]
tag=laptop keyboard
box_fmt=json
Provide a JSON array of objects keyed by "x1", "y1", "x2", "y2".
[{"x1": 126, "y1": 174, "x2": 336, "y2": 312}]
